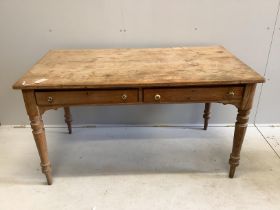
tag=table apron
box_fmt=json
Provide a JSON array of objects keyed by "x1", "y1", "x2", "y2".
[{"x1": 34, "y1": 85, "x2": 244, "y2": 107}]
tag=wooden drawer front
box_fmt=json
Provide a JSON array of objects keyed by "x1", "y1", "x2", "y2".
[
  {"x1": 143, "y1": 86, "x2": 244, "y2": 103},
  {"x1": 35, "y1": 89, "x2": 139, "y2": 105}
]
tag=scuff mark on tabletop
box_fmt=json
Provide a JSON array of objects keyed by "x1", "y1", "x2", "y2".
[{"x1": 34, "y1": 78, "x2": 48, "y2": 84}]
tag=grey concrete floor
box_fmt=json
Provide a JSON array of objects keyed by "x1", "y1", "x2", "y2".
[{"x1": 0, "y1": 126, "x2": 279, "y2": 210}]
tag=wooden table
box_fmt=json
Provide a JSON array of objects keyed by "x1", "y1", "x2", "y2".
[{"x1": 13, "y1": 46, "x2": 265, "y2": 185}]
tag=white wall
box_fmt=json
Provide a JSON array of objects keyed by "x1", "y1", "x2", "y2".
[
  {"x1": 255, "y1": 6, "x2": 280, "y2": 124},
  {"x1": 0, "y1": 0, "x2": 279, "y2": 125}
]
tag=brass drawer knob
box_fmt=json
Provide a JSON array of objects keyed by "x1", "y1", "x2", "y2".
[
  {"x1": 47, "y1": 96, "x2": 53, "y2": 103},
  {"x1": 121, "y1": 94, "x2": 128, "y2": 101},
  {"x1": 154, "y1": 94, "x2": 161, "y2": 101},
  {"x1": 227, "y1": 91, "x2": 235, "y2": 97}
]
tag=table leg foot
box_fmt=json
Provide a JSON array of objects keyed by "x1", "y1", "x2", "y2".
[
  {"x1": 203, "y1": 103, "x2": 211, "y2": 130},
  {"x1": 229, "y1": 166, "x2": 236, "y2": 178},
  {"x1": 45, "y1": 172, "x2": 53, "y2": 185},
  {"x1": 41, "y1": 162, "x2": 53, "y2": 185},
  {"x1": 229, "y1": 154, "x2": 239, "y2": 178},
  {"x1": 64, "y1": 107, "x2": 72, "y2": 134}
]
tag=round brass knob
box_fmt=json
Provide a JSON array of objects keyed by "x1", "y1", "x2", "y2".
[
  {"x1": 121, "y1": 94, "x2": 128, "y2": 101},
  {"x1": 227, "y1": 91, "x2": 235, "y2": 97},
  {"x1": 47, "y1": 96, "x2": 53, "y2": 103},
  {"x1": 154, "y1": 94, "x2": 161, "y2": 101}
]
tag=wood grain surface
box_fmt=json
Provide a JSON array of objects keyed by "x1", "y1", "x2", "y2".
[{"x1": 13, "y1": 46, "x2": 265, "y2": 89}]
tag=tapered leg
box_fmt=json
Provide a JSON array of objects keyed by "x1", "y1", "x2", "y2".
[
  {"x1": 229, "y1": 109, "x2": 250, "y2": 178},
  {"x1": 22, "y1": 90, "x2": 52, "y2": 185},
  {"x1": 228, "y1": 84, "x2": 256, "y2": 178},
  {"x1": 203, "y1": 103, "x2": 211, "y2": 130},
  {"x1": 64, "y1": 107, "x2": 72, "y2": 134}
]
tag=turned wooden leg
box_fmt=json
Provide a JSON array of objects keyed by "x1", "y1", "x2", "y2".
[
  {"x1": 64, "y1": 107, "x2": 72, "y2": 134},
  {"x1": 203, "y1": 103, "x2": 211, "y2": 130},
  {"x1": 228, "y1": 84, "x2": 256, "y2": 178},
  {"x1": 229, "y1": 109, "x2": 250, "y2": 178},
  {"x1": 22, "y1": 90, "x2": 53, "y2": 185}
]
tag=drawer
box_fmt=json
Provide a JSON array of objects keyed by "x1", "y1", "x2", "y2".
[
  {"x1": 143, "y1": 86, "x2": 244, "y2": 103},
  {"x1": 35, "y1": 89, "x2": 139, "y2": 105}
]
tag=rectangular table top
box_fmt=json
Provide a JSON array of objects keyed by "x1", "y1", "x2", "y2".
[{"x1": 13, "y1": 46, "x2": 265, "y2": 90}]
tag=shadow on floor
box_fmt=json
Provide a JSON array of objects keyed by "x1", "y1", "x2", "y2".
[{"x1": 45, "y1": 127, "x2": 233, "y2": 177}]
